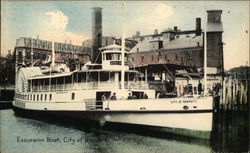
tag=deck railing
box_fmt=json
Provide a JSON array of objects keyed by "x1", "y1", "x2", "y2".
[
  {"x1": 30, "y1": 81, "x2": 149, "y2": 92},
  {"x1": 85, "y1": 100, "x2": 103, "y2": 110}
]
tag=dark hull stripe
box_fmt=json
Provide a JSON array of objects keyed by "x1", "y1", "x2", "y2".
[{"x1": 13, "y1": 106, "x2": 213, "y2": 114}]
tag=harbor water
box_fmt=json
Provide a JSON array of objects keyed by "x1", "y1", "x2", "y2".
[{"x1": 0, "y1": 108, "x2": 248, "y2": 153}]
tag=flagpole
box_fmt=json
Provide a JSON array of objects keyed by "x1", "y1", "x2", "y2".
[{"x1": 204, "y1": 8, "x2": 207, "y2": 96}]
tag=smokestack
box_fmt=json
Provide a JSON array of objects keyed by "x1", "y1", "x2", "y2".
[
  {"x1": 92, "y1": 7, "x2": 103, "y2": 64},
  {"x1": 173, "y1": 26, "x2": 178, "y2": 32},
  {"x1": 196, "y1": 18, "x2": 201, "y2": 36},
  {"x1": 154, "y1": 29, "x2": 158, "y2": 35},
  {"x1": 135, "y1": 31, "x2": 140, "y2": 37}
]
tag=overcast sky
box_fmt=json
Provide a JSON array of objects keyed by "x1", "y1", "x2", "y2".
[{"x1": 1, "y1": 1, "x2": 249, "y2": 70}]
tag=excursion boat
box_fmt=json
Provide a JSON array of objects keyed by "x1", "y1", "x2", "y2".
[{"x1": 13, "y1": 40, "x2": 213, "y2": 139}]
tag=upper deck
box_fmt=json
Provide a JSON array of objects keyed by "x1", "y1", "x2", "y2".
[{"x1": 26, "y1": 69, "x2": 149, "y2": 92}]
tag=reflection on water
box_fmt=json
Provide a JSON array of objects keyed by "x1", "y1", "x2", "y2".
[{"x1": 0, "y1": 109, "x2": 248, "y2": 153}]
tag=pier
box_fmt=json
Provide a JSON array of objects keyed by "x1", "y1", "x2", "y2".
[{"x1": 220, "y1": 66, "x2": 249, "y2": 112}]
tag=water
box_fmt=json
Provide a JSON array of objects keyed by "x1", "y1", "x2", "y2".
[{"x1": 0, "y1": 109, "x2": 248, "y2": 153}]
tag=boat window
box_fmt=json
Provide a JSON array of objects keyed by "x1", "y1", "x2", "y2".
[
  {"x1": 128, "y1": 72, "x2": 138, "y2": 81},
  {"x1": 106, "y1": 53, "x2": 112, "y2": 60},
  {"x1": 71, "y1": 93, "x2": 75, "y2": 100},
  {"x1": 78, "y1": 72, "x2": 86, "y2": 83},
  {"x1": 100, "y1": 72, "x2": 110, "y2": 81},
  {"x1": 57, "y1": 77, "x2": 64, "y2": 86},
  {"x1": 113, "y1": 53, "x2": 121, "y2": 60},
  {"x1": 49, "y1": 94, "x2": 52, "y2": 101},
  {"x1": 65, "y1": 76, "x2": 72, "y2": 84},
  {"x1": 106, "y1": 53, "x2": 121, "y2": 60},
  {"x1": 87, "y1": 72, "x2": 98, "y2": 82}
]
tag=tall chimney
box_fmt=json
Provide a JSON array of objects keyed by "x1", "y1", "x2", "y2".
[
  {"x1": 173, "y1": 26, "x2": 178, "y2": 32},
  {"x1": 154, "y1": 29, "x2": 158, "y2": 35},
  {"x1": 196, "y1": 18, "x2": 201, "y2": 36},
  {"x1": 92, "y1": 7, "x2": 103, "y2": 64},
  {"x1": 135, "y1": 31, "x2": 140, "y2": 37}
]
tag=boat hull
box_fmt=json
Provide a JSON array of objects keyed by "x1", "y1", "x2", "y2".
[{"x1": 12, "y1": 105, "x2": 212, "y2": 139}]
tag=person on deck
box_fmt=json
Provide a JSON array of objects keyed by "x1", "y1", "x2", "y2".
[
  {"x1": 102, "y1": 94, "x2": 106, "y2": 101},
  {"x1": 111, "y1": 93, "x2": 117, "y2": 100},
  {"x1": 198, "y1": 81, "x2": 203, "y2": 95},
  {"x1": 127, "y1": 93, "x2": 132, "y2": 100},
  {"x1": 132, "y1": 94, "x2": 137, "y2": 99},
  {"x1": 142, "y1": 93, "x2": 148, "y2": 99}
]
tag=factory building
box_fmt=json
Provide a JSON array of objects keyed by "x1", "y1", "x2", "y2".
[
  {"x1": 14, "y1": 37, "x2": 92, "y2": 66},
  {"x1": 128, "y1": 10, "x2": 223, "y2": 75},
  {"x1": 127, "y1": 10, "x2": 223, "y2": 94}
]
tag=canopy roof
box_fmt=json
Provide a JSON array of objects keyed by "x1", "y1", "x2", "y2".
[{"x1": 100, "y1": 43, "x2": 129, "y2": 51}]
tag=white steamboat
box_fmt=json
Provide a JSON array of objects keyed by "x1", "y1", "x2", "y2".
[{"x1": 13, "y1": 42, "x2": 213, "y2": 139}]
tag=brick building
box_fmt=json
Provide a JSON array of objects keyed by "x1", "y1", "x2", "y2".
[
  {"x1": 128, "y1": 10, "x2": 223, "y2": 76},
  {"x1": 14, "y1": 37, "x2": 92, "y2": 66}
]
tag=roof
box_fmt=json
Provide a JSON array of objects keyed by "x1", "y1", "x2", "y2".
[
  {"x1": 20, "y1": 67, "x2": 43, "y2": 79},
  {"x1": 163, "y1": 35, "x2": 203, "y2": 49},
  {"x1": 99, "y1": 43, "x2": 129, "y2": 51},
  {"x1": 102, "y1": 50, "x2": 128, "y2": 54},
  {"x1": 129, "y1": 35, "x2": 203, "y2": 53},
  {"x1": 133, "y1": 63, "x2": 192, "y2": 71},
  {"x1": 27, "y1": 71, "x2": 73, "y2": 80},
  {"x1": 100, "y1": 44, "x2": 121, "y2": 50}
]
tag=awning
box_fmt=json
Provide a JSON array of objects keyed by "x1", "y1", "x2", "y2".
[{"x1": 133, "y1": 63, "x2": 193, "y2": 72}]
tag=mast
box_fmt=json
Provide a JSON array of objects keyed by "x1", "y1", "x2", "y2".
[
  {"x1": 121, "y1": 30, "x2": 125, "y2": 90},
  {"x1": 30, "y1": 37, "x2": 33, "y2": 67},
  {"x1": 204, "y1": 9, "x2": 207, "y2": 96},
  {"x1": 121, "y1": 3, "x2": 125, "y2": 90},
  {"x1": 51, "y1": 41, "x2": 55, "y2": 67},
  {"x1": 31, "y1": 37, "x2": 33, "y2": 92}
]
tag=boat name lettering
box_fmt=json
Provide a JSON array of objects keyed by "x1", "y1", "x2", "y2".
[{"x1": 171, "y1": 100, "x2": 197, "y2": 104}]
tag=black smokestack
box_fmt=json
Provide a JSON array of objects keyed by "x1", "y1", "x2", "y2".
[
  {"x1": 196, "y1": 18, "x2": 201, "y2": 36},
  {"x1": 92, "y1": 7, "x2": 103, "y2": 64}
]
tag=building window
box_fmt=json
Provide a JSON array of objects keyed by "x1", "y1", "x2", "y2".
[
  {"x1": 33, "y1": 95, "x2": 35, "y2": 101},
  {"x1": 50, "y1": 94, "x2": 52, "y2": 101},
  {"x1": 141, "y1": 56, "x2": 144, "y2": 62},
  {"x1": 137, "y1": 48, "x2": 139, "y2": 52},
  {"x1": 151, "y1": 55, "x2": 154, "y2": 61},
  {"x1": 175, "y1": 54, "x2": 178, "y2": 60},
  {"x1": 37, "y1": 94, "x2": 39, "y2": 101},
  {"x1": 181, "y1": 57, "x2": 184, "y2": 65},
  {"x1": 188, "y1": 53, "x2": 192, "y2": 59},
  {"x1": 72, "y1": 93, "x2": 75, "y2": 100},
  {"x1": 45, "y1": 94, "x2": 47, "y2": 101},
  {"x1": 165, "y1": 54, "x2": 167, "y2": 59},
  {"x1": 132, "y1": 57, "x2": 134, "y2": 62},
  {"x1": 158, "y1": 52, "x2": 162, "y2": 61},
  {"x1": 41, "y1": 94, "x2": 43, "y2": 101}
]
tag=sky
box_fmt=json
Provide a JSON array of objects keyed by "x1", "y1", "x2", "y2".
[{"x1": 1, "y1": 1, "x2": 249, "y2": 70}]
